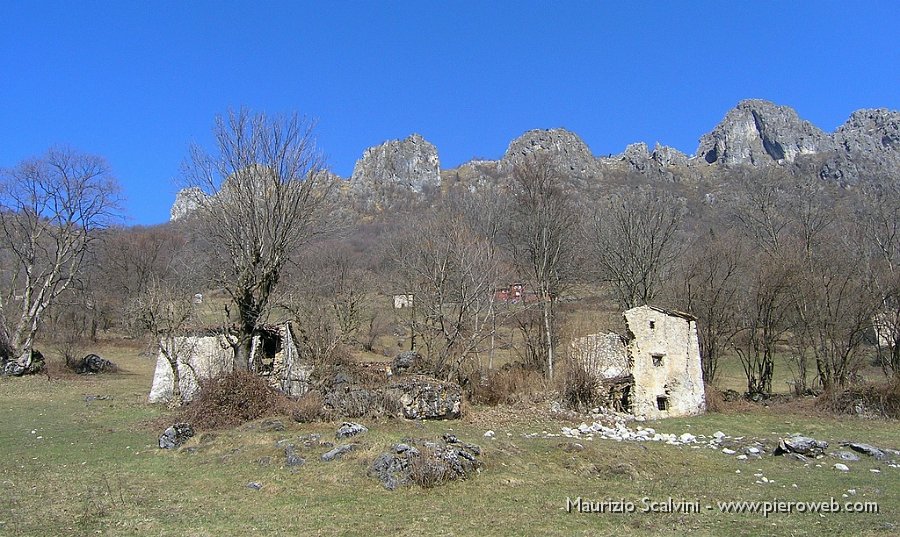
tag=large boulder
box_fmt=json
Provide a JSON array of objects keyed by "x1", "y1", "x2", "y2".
[
  {"x1": 385, "y1": 376, "x2": 462, "y2": 420},
  {"x1": 774, "y1": 435, "x2": 829, "y2": 457},
  {"x1": 336, "y1": 421, "x2": 368, "y2": 439},
  {"x1": 73, "y1": 354, "x2": 117, "y2": 374}
]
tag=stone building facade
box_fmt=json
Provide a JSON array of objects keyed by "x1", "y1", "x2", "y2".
[{"x1": 570, "y1": 305, "x2": 706, "y2": 419}]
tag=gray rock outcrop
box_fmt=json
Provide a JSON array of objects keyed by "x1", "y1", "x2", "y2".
[
  {"x1": 501, "y1": 128, "x2": 601, "y2": 180},
  {"x1": 844, "y1": 442, "x2": 889, "y2": 461},
  {"x1": 321, "y1": 443, "x2": 356, "y2": 462},
  {"x1": 368, "y1": 435, "x2": 482, "y2": 490},
  {"x1": 774, "y1": 435, "x2": 829, "y2": 457},
  {"x1": 392, "y1": 351, "x2": 420, "y2": 375},
  {"x1": 385, "y1": 376, "x2": 462, "y2": 420},
  {"x1": 696, "y1": 99, "x2": 832, "y2": 165},
  {"x1": 72, "y1": 354, "x2": 117, "y2": 375},
  {"x1": 1, "y1": 350, "x2": 45, "y2": 377},
  {"x1": 834, "y1": 108, "x2": 900, "y2": 154},
  {"x1": 823, "y1": 108, "x2": 900, "y2": 183},
  {"x1": 170, "y1": 187, "x2": 208, "y2": 221},
  {"x1": 336, "y1": 422, "x2": 368, "y2": 439},
  {"x1": 158, "y1": 422, "x2": 195, "y2": 449},
  {"x1": 350, "y1": 134, "x2": 440, "y2": 207}
]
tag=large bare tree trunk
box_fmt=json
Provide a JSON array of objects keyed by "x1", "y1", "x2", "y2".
[
  {"x1": 543, "y1": 295, "x2": 554, "y2": 379},
  {"x1": 0, "y1": 148, "x2": 121, "y2": 367}
]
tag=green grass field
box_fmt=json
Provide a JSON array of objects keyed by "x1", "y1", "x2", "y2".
[{"x1": 1, "y1": 342, "x2": 897, "y2": 536}]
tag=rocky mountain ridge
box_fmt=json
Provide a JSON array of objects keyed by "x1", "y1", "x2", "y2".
[{"x1": 172, "y1": 100, "x2": 900, "y2": 219}]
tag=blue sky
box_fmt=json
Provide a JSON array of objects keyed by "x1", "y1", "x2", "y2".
[{"x1": 2, "y1": 1, "x2": 898, "y2": 225}]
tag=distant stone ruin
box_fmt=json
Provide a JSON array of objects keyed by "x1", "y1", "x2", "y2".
[
  {"x1": 148, "y1": 322, "x2": 312, "y2": 403},
  {"x1": 570, "y1": 305, "x2": 706, "y2": 419}
]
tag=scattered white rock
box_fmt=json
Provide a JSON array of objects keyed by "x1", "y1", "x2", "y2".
[
  {"x1": 833, "y1": 463, "x2": 850, "y2": 472},
  {"x1": 736, "y1": 455, "x2": 748, "y2": 460},
  {"x1": 484, "y1": 430, "x2": 495, "y2": 438},
  {"x1": 722, "y1": 448, "x2": 736, "y2": 455},
  {"x1": 679, "y1": 433, "x2": 696, "y2": 443},
  {"x1": 747, "y1": 447, "x2": 761, "y2": 455},
  {"x1": 870, "y1": 469, "x2": 881, "y2": 474},
  {"x1": 713, "y1": 431, "x2": 726, "y2": 440}
]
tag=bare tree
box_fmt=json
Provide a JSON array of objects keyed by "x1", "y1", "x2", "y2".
[
  {"x1": 733, "y1": 257, "x2": 794, "y2": 396},
  {"x1": 181, "y1": 109, "x2": 338, "y2": 370},
  {"x1": 0, "y1": 147, "x2": 121, "y2": 370},
  {"x1": 790, "y1": 221, "x2": 880, "y2": 391},
  {"x1": 280, "y1": 241, "x2": 375, "y2": 360},
  {"x1": 125, "y1": 276, "x2": 198, "y2": 406},
  {"x1": 88, "y1": 223, "x2": 188, "y2": 332},
  {"x1": 586, "y1": 188, "x2": 683, "y2": 310},
  {"x1": 505, "y1": 154, "x2": 579, "y2": 379},
  {"x1": 859, "y1": 180, "x2": 900, "y2": 378},
  {"x1": 392, "y1": 208, "x2": 507, "y2": 381},
  {"x1": 729, "y1": 167, "x2": 793, "y2": 257},
  {"x1": 674, "y1": 230, "x2": 743, "y2": 384}
]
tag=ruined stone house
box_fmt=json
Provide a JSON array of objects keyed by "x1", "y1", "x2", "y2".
[
  {"x1": 148, "y1": 322, "x2": 312, "y2": 403},
  {"x1": 570, "y1": 305, "x2": 706, "y2": 419},
  {"x1": 873, "y1": 297, "x2": 900, "y2": 349}
]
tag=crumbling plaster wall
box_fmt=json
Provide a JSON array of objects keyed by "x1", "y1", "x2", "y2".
[
  {"x1": 569, "y1": 332, "x2": 630, "y2": 378},
  {"x1": 148, "y1": 335, "x2": 234, "y2": 403},
  {"x1": 625, "y1": 306, "x2": 706, "y2": 419},
  {"x1": 149, "y1": 323, "x2": 312, "y2": 403}
]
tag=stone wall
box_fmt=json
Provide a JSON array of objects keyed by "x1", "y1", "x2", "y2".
[
  {"x1": 148, "y1": 323, "x2": 312, "y2": 403},
  {"x1": 148, "y1": 335, "x2": 235, "y2": 403},
  {"x1": 624, "y1": 306, "x2": 705, "y2": 420},
  {"x1": 569, "y1": 332, "x2": 629, "y2": 378}
]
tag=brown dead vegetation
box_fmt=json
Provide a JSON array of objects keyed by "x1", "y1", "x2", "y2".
[{"x1": 178, "y1": 370, "x2": 291, "y2": 429}]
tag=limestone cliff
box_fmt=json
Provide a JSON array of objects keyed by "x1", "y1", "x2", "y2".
[{"x1": 695, "y1": 99, "x2": 832, "y2": 165}]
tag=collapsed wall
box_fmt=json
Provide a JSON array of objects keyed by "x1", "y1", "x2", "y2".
[
  {"x1": 148, "y1": 323, "x2": 313, "y2": 403},
  {"x1": 148, "y1": 334, "x2": 234, "y2": 403}
]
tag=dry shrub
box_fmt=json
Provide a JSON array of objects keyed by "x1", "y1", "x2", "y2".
[
  {"x1": 704, "y1": 384, "x2": 725, "y2": 413},
  {"x1": 291, "y1": 390, "x2": 330, "y2": 423},
  {"x1": 44, "y1": 358, "x2": 78, "y2": 380},
  {"x1": 324, "y1": 387, "x2": 402, "y2": 420},
  {"x1": 562, "y1": 363, "x2": 600, "y2": 411},
  {"x1": 179, "y1": 370, "x2": 284, "y2": 429},
  {"x1": 408, "y1": 447, "x2": 452, "y2": 489},
  {"x1": 818, "y1": 380, "x2": 900, "y2": 419},
  {"x1": 472, "y1": 364, "x2": 546, "y2": 405}
]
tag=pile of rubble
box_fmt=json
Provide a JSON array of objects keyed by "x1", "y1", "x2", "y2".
[{"x1": 554, "y1": 421, "x2": 899, "y2": 470}]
